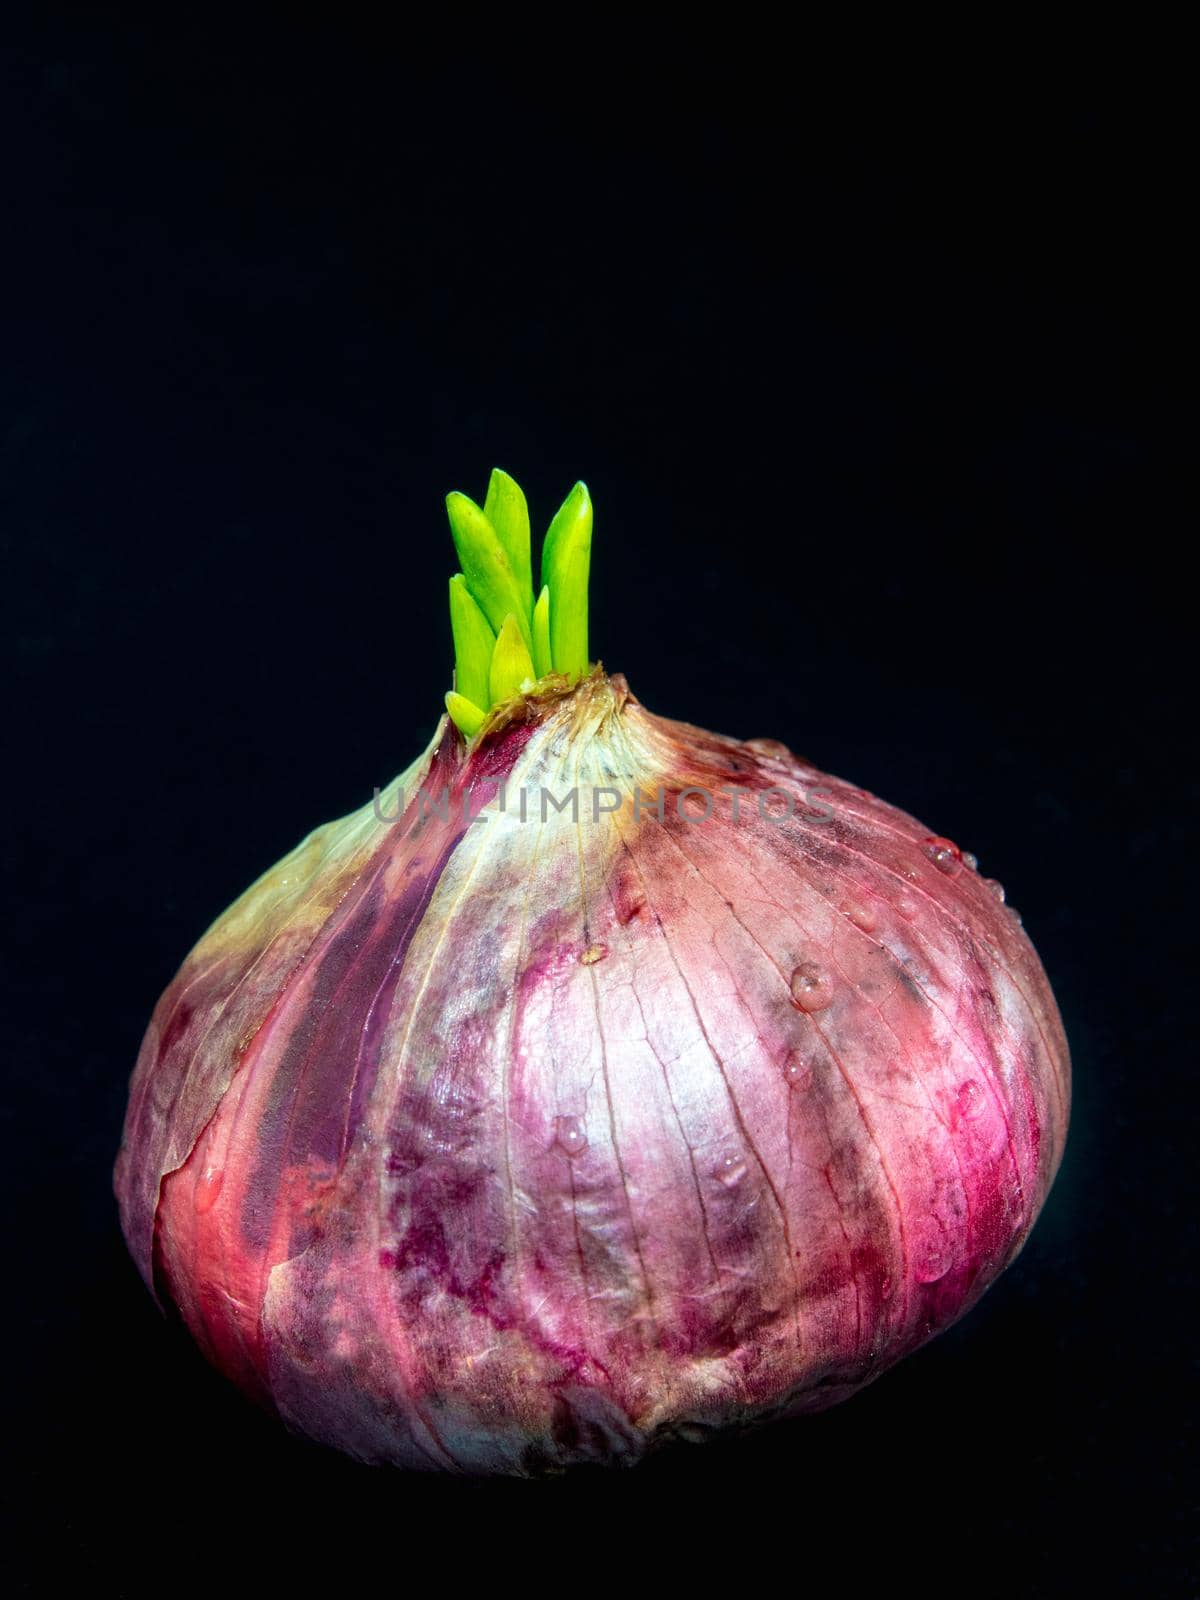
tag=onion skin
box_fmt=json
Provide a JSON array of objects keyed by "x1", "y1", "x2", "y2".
[{"x1": 115, "y1": 672, "x2": 1069, "y2": 1473}]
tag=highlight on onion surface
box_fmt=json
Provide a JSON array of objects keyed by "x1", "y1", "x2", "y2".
[{"x1": 115, "y1": 470, "x2": 1070, "y2": 1474}]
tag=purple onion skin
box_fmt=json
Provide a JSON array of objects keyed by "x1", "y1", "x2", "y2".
[{"x1": 115, "y1": 674, "x2": 1069, "y2": 1474}]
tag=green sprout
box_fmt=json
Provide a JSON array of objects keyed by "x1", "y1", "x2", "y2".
[{"x1": 444, "y1": 469, "x2": 593, "y2": 739}]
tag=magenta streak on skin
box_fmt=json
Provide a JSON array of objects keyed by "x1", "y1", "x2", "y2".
[
  {"x1": 144, "y1": 720, "x2": 541, "y2": 1407},
  {"x1": 238, "y1": 834, "x2": 464, "y2": 1252}
]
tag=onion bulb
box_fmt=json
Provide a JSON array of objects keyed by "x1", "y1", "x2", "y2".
[{"x1": 115, "y1": 470, "x2": 1069, "y2": 1473}]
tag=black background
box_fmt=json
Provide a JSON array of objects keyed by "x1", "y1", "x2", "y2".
[{"x1": 2, "y1": 17, "x2": 1192, "y2": 1593}]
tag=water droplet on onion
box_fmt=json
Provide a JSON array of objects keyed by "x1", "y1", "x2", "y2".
[
  {"x1": 962, "y1": 850, "x2": 979, "y2": 871},
  {"x1": 840, "y1": 899, "x2": 877, "y2": 932},
  {"x1": 916, "y1": 1244, "x2": 952, "y2": 1283},
  {"x1": 195, "y1": 1165, "x2": 224, "y2": 1215},
  {"x1": 984, "y1": 878, "x2": 1006, "y2": 902},
  {"x1": 925, "y1": 836, "x2": 963, "y2": 876},
  {"x1": 745, "y1": 737, "x2": 794, "y2": 760},
  {"x1": 783, "y1": 1053, "x2": 813, "y2": 1090},
  {"x1": 955, "y1": 1079, "x2": 984, "y2": 1122},
  {"x1": 554, "y1": 1117, "x2": 588, "y2": 1157},
  {"x1": 791, "y1": 962, "x2": 834, "y2": 1012},
  {"x1": 896, "y1": 896, "x2": 919, "y2": 920},
  {"x1": 715, "y1": 1154, "x2": 747, "y2": 1188}
]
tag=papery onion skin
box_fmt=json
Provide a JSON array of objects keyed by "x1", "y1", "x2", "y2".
[{"x1": 115, "y1": 672, "x2": 1069, "y2": 1473}]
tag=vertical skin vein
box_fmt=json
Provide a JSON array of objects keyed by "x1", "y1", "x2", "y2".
[
  {"x1": 123, "y1": 742, "x2": 439, "y2": 1284},
  {"x1": 156, "y1": 783, "x2": 444, "y2": 1372},
  {"x1": 549, "y1": 740, "x2": 602, "y2": 1347},
  {"x1": 822, "y1": 1162, "x2": 862, "y2": 1350},
  {"x1": 373, "y1": 796, "x2": 523, "y2": 1289},
  {"x1": 609, "y1": 790, "x2": 806, "y2": 1355},
  {"x1": 652, "y1": 756, "x2": 1058, "y2": 1359},
  {"x1": 492, "y1": 739, "x2": 569, "y2": 1321},
  {"x1": 637, "y1": 801, "x2": 911, "y2": 1347},
  {"x1": 656, "y1": 818, "x2": 914, "y2": 1331},
  {"x1": 589, "y1": 837, "x2": 762, "y2": 1412},
  {"x1": 818, "y1": 798, "x2": 1069, "y2": 1141},
  {"x1": 241, "y1": 804, "x2": 471, "y2": 1347},
  {"x1": 352, "y1": 781, "x2": 532, "y2": 1461},
  {"x1": 754, "y1": 818, "x2": 1033, "y2": 1225},
  {"x1": 580, "y1": 723, "x2": 717, "y2": 1285},
  {"x1": 565, "y1": 1156, "x2": 593, "y2": 1346},
  {"x1": 632, "y1": 699, "x2": 1065, "y2": 1157},
  {"x1": 183, "y1": 1087, "x2": 254, "y2": 1384},
  {"x1": 176, "y1": 876, "x2": 390, "y2": 1376},
  {"x1": 570, "y1": 738, "x2": 661, "y2": 1348},
  {"x1": 847, "y1": 808, "x2": 1067, "y2": 1140},
  {"x1": 668, "y1": 812, "x2": 947, "y2": 1324},
  {"x1": 225, "y1": 789, "x2": 467, "y2": 1389},
  {"x1": 650, "y1": 734, "x2": 1041, "y2": 1238},
  {"x1": 597, "y1": 844, "x2": 724, "y2": 1286}
]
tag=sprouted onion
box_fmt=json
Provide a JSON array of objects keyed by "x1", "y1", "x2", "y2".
[{"x1": 116, "y1": 470, "x2": 1069, "y2": 1474}]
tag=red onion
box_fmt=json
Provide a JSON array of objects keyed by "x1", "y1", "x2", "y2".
[{"x1": 115, "y1": 471, "x2": 1069, "y2": 1473}]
